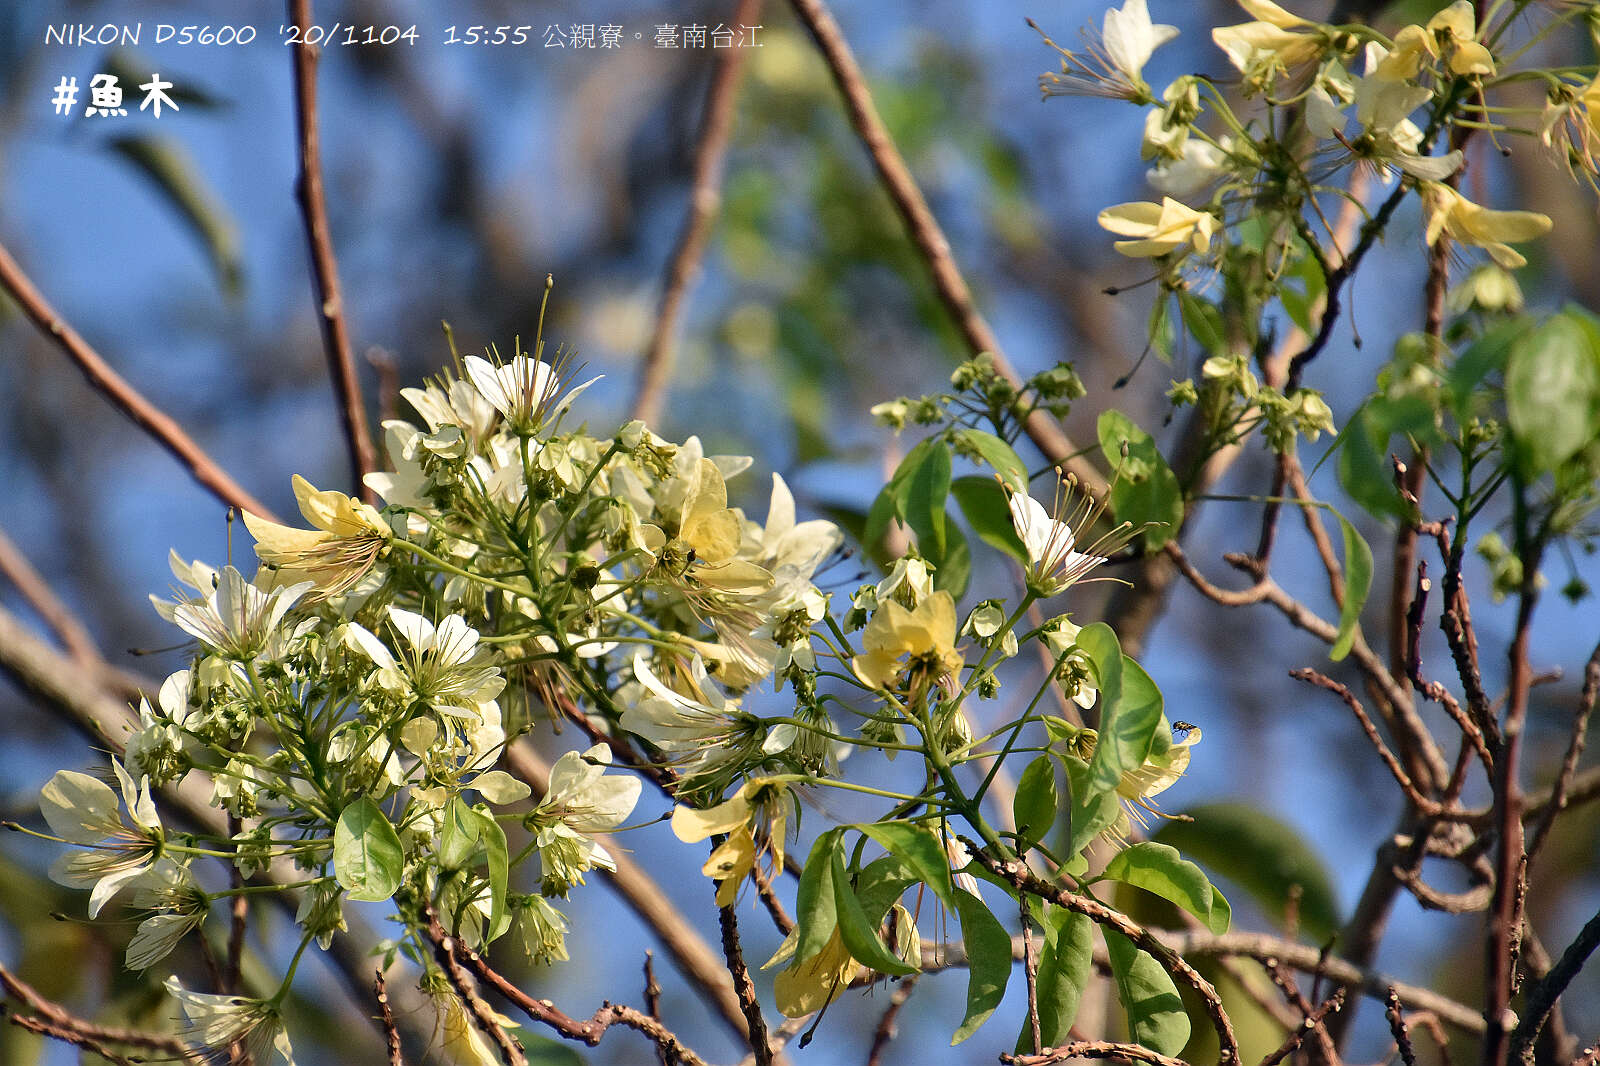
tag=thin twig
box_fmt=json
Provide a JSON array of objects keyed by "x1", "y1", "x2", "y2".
[
  {"x1": 425, "y1": 912, "x2": 528, "y2": 1066},
  {"x1": 1002, "y1": 1040, "x2": 1189, "y2": 1066},
  {"x1": 501, "y1": 742, "x2": 750, "y2": 1041},
  {"x1": 288, "y1": 0, "x2": 377, "y2": 501},
  {"x1": 786, "y1": 0, "x2": 1100, "y2": 491},
  {"x1": 969, "y1": 846, "x2": 1240, "y2": 1064},
  {"x1": 719, "y1": 902, "x2": 774, "y2": 1066},
  {"x1": 1258, "y1": 991, "x2": 1345, "y2": 1066},
  {"x1": 4, "y1": 1010, "x2": 137, "y2": 1066},
  {"x1": 633, "y1": 0, "x2": 761, "y2": 426},
  {"x1": 0, "y1": 239, "x2": 275, "y2": 520},
  {"x1": 375, "y1": 970, "x2": 406, "y2": 1066},
  {"x1": 0, "y1": 961, "x2": 199, "y2": 1060},
  {"x1": 1527, "y1": 640, "x2": 1600, "y2": 865},
  {"x1": 1290, "y1": 668, "x2": 1441, "y2": 816},
  {"x1": 1388, "y1": 987, "x2": 1418, "y2": 1066},
  {"x1": 1511, "y1": 904, "x2": 1600, "y2": 1064},
  {"x1": 643, "y1": 952, "x2": 672, "y2": 1066},
  {"x1": 864, "y1": 976, "x2": 916, "y2": 1066},
  {"x1": 451, "y1": 938, "x2": 711, "y2": 1066},
  {"x1": 0, "y1": 525, "x2": 98, "y2": 663}
]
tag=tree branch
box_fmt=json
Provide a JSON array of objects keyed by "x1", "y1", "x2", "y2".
[
  {"x1": 633, "y1": 0, "x2": 761, "y2": 426},
  {"x1": 0, "y1": 239, "x2": 276, "y2": 521},
  {"x1": 288, "y1": 0, "x2": 377, "y2": 501}
]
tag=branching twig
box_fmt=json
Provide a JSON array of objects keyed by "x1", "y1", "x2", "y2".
[
  {"x1": 0, "y1": 961, "x2": 199, "y2": 1061},
  {"x1": 1002, "y1": 1040, "x2": 1189, "y2": 1066},
  {"x1": 288, "y1": 0, "x2": 376, "y2": 501},
  {"x1": 633, "y1": 0, "x2": 761, "y2": 426},
  {"x1": 1387, "y1": 987, "x2": 1418, "y2": 1066},
  {"x1": 1290, "y1": 668, "x2": 1441, "y2": 816},
  {"x1": 0, "y1": 239, "x2": 275, "y2": 520},
  {"x1": 968, "y1": 847, "x2": 1240, "y2": 1064},
  {"x1": 864, "y1": 976, "x2": 916, "y2": 1066},
  {"x1": 374, "y1": 970, "x2": 405, "y2": 1066},
  {"x1": 1526, "y1": 640, "x2": 1600, "y2": 865},
  {"x1": 1510, "y1": 904, "x2": 1600, "y2": 1065},
  {"x1": 1257, "y1": 990, "x2": 1344, "y2": 1066},
  {"x1": 719, "y1": 902, "x2": 774, "y2": 1066},
  {"x1": 451, "y1": 938, "x2": 711, "y2": 1066},
  {"x1": 5, "y1": 1009, "x2": 138, "y2": 1066},
  {"x1": 425, "y1": 912, "x2": 528, "y2": 1066}
]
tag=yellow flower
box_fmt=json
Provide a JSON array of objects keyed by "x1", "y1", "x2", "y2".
[
  {"x1": 671, "y1": 778, "x2": 789, "y2": 906},
  {"x1": 1425, "y1": 0, "x2": 1494, "y2": 77},
  {"x1": 773, "y1": 928, "x2": 860, "y2": 1017},
  {"x1": 1212, "y1": 3, "x2": 1324, "y2": 87},
  {"x1": 641, "y1": 458, "x2": 772, "y2": 594},
  {"x1": 851, "y1": 589, "x2": 963, "y2": 692},
  {"x1": 1423, "y1": 185, "x2": 1552, "y2": 269},
  {"x1": 242, "y1": 475, "x2": 389, "y2": 595},
  {"x1": 1097, "y1": 197, "x2": 1215, "y2": 258}
]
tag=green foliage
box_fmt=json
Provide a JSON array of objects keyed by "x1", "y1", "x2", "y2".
[{"x1": 333, "y1": 798, "x2": 404, "y2": 903}]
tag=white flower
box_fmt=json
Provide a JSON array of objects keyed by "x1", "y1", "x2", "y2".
[
  {"x1": 1006, "y1": 490, "x2": 1111, "y2": 597},
  {"x1": 345, "y1": 608, "x2": 505, "y2": 720},
  {"x1": 527, "y1": 745, "x2": 641, "y2": 894},
  {"x1": 126, "y1": 859, "x2": 206, "y2": 970},
  {"x1": 1103, "y1": 0, "x2": 1179, "y2": 87},
  {"x1": 165, "y1": 978, "x2": 295, "y2": 1064},
  {"x1": 151, "y1": 555, "x2": 313, "y2": 662},
  {"x1": 1147, "y1": 139, "x2": 1229, "y2": 200},
  {"x1": 40, "y1": 761, "x2": 163, "y2": 918},
  {"x1": 621, "y1": 654, "x2": 790, "y2": 780},
  {"x1": 463, "y1": 354, "x2": 598, "y2": 432}
]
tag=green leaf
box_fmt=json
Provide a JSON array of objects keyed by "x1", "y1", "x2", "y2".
[
  {"x1": 856, "y1": 822, "x2": 954, "y2": 907},
  {"x1": 1447, "y1": 316, "x2": 1532, "y2": 419},
  {"x1": 1104, "y1": 929, "x2": 1190, "y2": 1056},
  {"x1": 1079, "y1": 624, "x2": 1163, "y2": 795},
  {"x1": 333, "y1": 797, "x2": 404, "y2": 903},
  {"x1": 852, "y1": 855, "x2": 917, "y2": 921},
  {"x1": 1103, "y1": 842, "x2": 1228, "y2": 935},
  {"x1": 863, "y1": 488, "x2": 899, "y2": 560},
  {"x1": 1330, "y1": 512, "x2": 1373, "y2": 662},
  {"x1": 1064, "y1": 758, "x2": 1123, "y2": 860},
  {"x1": 793, "y1": 831, "x2": 841, "y2": 963},
  {"x1": 952, "y1": 888, "x2": 1012, "y2": 1044},
  {"x1": 106, "y1": 136, "x2": 242, "y2": 296},
  {"x1": 1097, "y1": 410, "x2": 1183, "y2": 550},
  {"x1": 1506, "y1": 311, "x2": 1600, "y2": 474},
  {"x1": 830, "y1": 851, "x2": 917, "y2": 976},
  {"x1": 904, "y1": 438, "x2": 953, "y2": 557},
  {"x1": 1333, "y1": 401, "x2": 1402, "y2": 521},
  {"x1": 1154, "y1": 802, "x2": 1341, "y2": 942},
  {"x1": 1016, "y1": 908, "x2": 1093, "y2": 1052},
  {"x1": 1012, "y1": 755, "x2": 1059, "y2": 851},
  {"x1": 927, "y1": 520, "x2": 971, "y2": 598},
  {"x1": 1179, "y1": 293, "x2": 1226, "y2": 355},
  {"x1": 956, "y1": 429, "x2": 1028, "y2": 491},
  {"x1": 474, "y1": 807, "x2": 511, "y2": 941},
  {"x1": 439, "y1": 796, "x2": 481, "y2": 871},
  {"x1": 951, "y1": 475, "x2": 1029, "y2": 563}
]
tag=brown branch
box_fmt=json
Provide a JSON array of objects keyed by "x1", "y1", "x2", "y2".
[
  {"x1": 643, "y1": 953, "x2": 671, "y2": 1066},
  {"x1": 968, "y1": 847, "x2": 1240, "y2": 1064},
  {"x1": 0, "y1": 961, "x2": 198, "y2": 1061},
  {"x1": 1003, "y1": 1040, "x2": 1189, "y2": 1066},
  {"x1": 0, "y1": 239, "x2": 275, "y2": 521},
  {"x1": 632, "y1": 0, "x2": 761, "y2": 426},
  {"x1": 500, "y1": 741, "x2": 750, "y2": 1041},
  {"x1": 719, "y1": 902, "x2": 774, "y2": 1066},
  {"x1": 288, "y1": 0, "x2": 376, "y2": 502},
  {"x1": 1263, "y1": 961, "x2": 1339, "y2": 1066},
  {"x1": 5, "y1": 1010, "x2": 137, "y2": 1066},
  {"x1": 1388, "y1": 988, "x2": 1419, "y2": 1066},
  {"x1": 864, "y1": 976, "x2": 916, "y2": 1066},
  {"x1": 1290, "y1": 668, "x2": 1441, "y2": 816},
  {"x1": 451, "y1": 938, "x2": 711, "y2": 1066},
  {"x1": 1527, "y1": 640, "x2": 1600, "y2": 865},
  {"x1": 1258, "y1": 991, "x2": 1344, "y2": 1066},
  {"x1": 425, "y1": 912, "x2": 528, "y2": 1066},
  {"x1": 374, "y1": 970, "x2": 405, "y2": 1066},
  {"x1": 786, "y1": 0, "x2": 1100, "y2": 492},
  {"x1": 0, "y1": 525, "x2": 98, "y2": 663},
  {"x1": 1511, "y1": 905, "x2": 1600, "y2": 1065}
]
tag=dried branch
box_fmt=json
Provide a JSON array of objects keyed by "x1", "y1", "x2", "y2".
[
  {"x1": 633, "y1": 0, "x2": 761, "y2": 426},
  {"x1": 968, "y1": 846, "x2": 1241, "y2": 1064},
  {"x1": 287, "y1": 0, "x2": 377, "y2": 501},
  {"x1": 0, "y1": 961, "x2": 198, "y2": 1060},
  {"x1": 374, "y1": 970, "x2": 406, "y2": 1066},
  {"x1": 1002, "y1": 1040, "x2": 1189, "y2": 1066},
  {"x1": 786, "y1": 0, "x2": 1100, "y2": 491},
  {"x1": 1387, "y1": 988, "x2": 1418, "y2": 1066},
  {"x1": 0, "y1": 239, "x2": 275, "y2": 521},
  {"x1": 501, "y1": 741, "x2": 751, "y2": 1041},
  {"x1": 1290, "y1": 668, "x2": 1441, "y2": 816},
  {"x1": 0, "y1": 525, "x2": 98, "y2": 663},
  {"x1": 1511, "y1": 904, "x2": 1600, "y2": 1065},
  {"x1": 425, "y1": 912, "x2": 528, "y2": 1066},
  {"x1": 1527, "y1": 640, "x2": 1600, "y2": 865},
  {"x1": 1258, "y1": 990, "x2": 1344, "y2": 1066},
  {"x1": 451, "y1": 938, "x2": 711, "y2": 1066},
  {"x1": 719, "y1": 902, "x2": 774, "y2": 1066},
  {"x1": 865, "y1": 976, "x2": 916, "y2": 1066},
  {"x1": 4, "y1": 1010, "x2": 137, "y2": 1066}
]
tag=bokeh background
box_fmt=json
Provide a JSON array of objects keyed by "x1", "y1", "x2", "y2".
[{"x1": 2, "y1": 0, "x2": 1598, "y2": 1063}]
